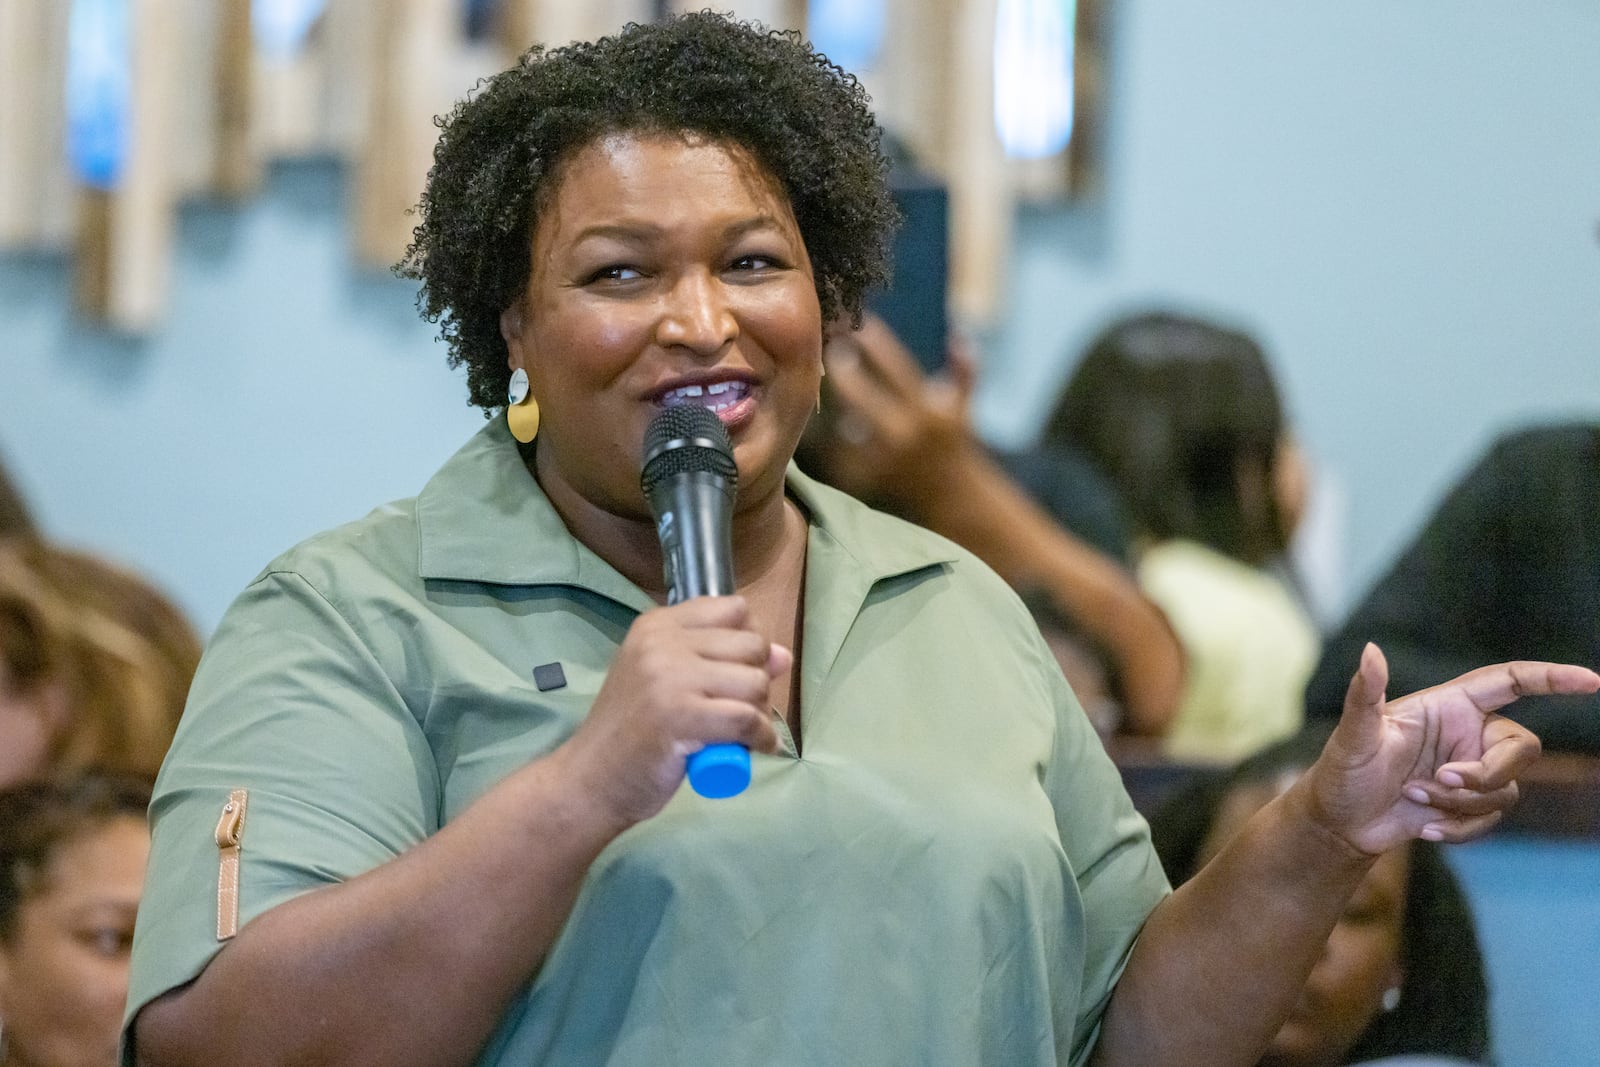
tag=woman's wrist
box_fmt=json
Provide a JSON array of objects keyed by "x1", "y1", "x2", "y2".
[
  {"x1": 508, "y1": 744, "x2": 639, "y2": 853},
  {"x1": 1276, "y1": 774, "x2": 1382, "y2": 871}
]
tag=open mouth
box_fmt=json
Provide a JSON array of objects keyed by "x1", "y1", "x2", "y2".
[{"x1": 658, "y1": 380, "x2": 751, "y2": 414}]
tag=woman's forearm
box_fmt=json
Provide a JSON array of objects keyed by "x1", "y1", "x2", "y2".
[
  {"x1": 132, "y1": 748, "x2": 627, "y2": 1067},
  {"x1": 1089, "y1": 780, "x2": 1374, "y2": 1067},
  {"x1": 910, "y1": 447, "x2": 1184, "y2": 734}
]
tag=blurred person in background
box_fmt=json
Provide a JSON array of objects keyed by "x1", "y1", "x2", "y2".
[
  {"x1": 804, "y1": 314, "x2": 1185, "y2": 737},
  {"x1": 1044, "y1": 310, "x2": 1319, "y2": 762},
  {"x1": 0, "y1": 541, "x2": 200, "y2": 788},
  {"x1": 1306, "y1": 422, "x2": 1600, "y2": 754},
  {"x1": 0, "y1": 774, "x2": 153, "y2": 1067},
  {"x1": 1149, "y1": 725, "x2": 1489, "y2": 1067}
]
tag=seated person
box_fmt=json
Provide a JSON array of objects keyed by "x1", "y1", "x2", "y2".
[
  {"x1": 1044, "y1": 310, "x2": 1320, "y2": 762},
  {"x1": 800, "y1": 314, "x2": 1185, "y2": 736},
  {"x1": 0, "y1": 540, "x2": 201, "y2": 787},
  {"x1": 0, "y1": 773, "x2": 153, "y2": 1067},
  {"x1": 1149, "y1": 724, "x2": 1490, "y2": 1067},
  {"x1": 1306, "y1": 422, "x2": 1600, "y2": 754}
]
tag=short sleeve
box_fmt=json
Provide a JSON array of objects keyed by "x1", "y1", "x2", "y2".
[
  {"x1": 1033, "y1": 631, "x2": 1171, "y2": 1065},
  {"x1": 124, "y1": 569, "x2": 441, "y2": 1040}
]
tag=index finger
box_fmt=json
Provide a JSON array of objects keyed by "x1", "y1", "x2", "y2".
[
  {"x1": 652, "y1": 595, "x2": 750, "y2": 629},
  {"x1": 1414, "y1": 660, "x2": 1600, "y2": 716}
]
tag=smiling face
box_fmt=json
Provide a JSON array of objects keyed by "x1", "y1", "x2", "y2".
[
  {"x1": 0, "y1": 815, "x2": 148, "y2": 1067},
  {"x1": 501, "y1": 131, "x2": 824, "y2": 532}
]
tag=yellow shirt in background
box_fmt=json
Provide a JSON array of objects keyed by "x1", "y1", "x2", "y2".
[{"x1": 1139, "y1": 539, "x2": 1320, "y2": 763}]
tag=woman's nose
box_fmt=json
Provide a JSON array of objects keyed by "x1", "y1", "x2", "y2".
[{"x1": 656, "y1": 271, "x2": 737, "y2": 355}]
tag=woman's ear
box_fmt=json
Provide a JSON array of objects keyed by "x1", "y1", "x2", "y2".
[{"x1": 500, "y1": 305, "x2": 525, "y2": 360}]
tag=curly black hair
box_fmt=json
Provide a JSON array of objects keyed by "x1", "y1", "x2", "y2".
[
  {"x1": 1147, "y1": 724, "x2": 1491, "y2": 1065},
  {"x1": 399, "y1": 11, "x2": 898, "y2": 414}
]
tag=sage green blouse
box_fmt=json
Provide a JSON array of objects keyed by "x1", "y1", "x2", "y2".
[{"x1": 124, "y1": 420, "x2": 1168, "y2": 1066}]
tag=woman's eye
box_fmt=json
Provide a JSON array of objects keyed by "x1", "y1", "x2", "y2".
[
  {"x1": 729, "y1": 254, "x2": 780, "y2": 272},
  {"x1": 79, "y1": 926, "x2": 133, "y2": 957},
  {"x1": 587, "y1": 265, "x2": 643, "y2": 283}
]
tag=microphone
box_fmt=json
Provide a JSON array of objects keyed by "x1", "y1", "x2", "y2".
[{"x1": 640, "y1": 405, "x2": 749, "y2": 799}]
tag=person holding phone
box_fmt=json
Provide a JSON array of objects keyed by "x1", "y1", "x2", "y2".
[{"x1": 806, "y1": 314, "x2": 1186, "y2": 735}]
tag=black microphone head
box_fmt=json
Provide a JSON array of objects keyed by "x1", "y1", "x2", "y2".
[{"x1": 640, "y1": 406, "x2": 738, "y2": 496}]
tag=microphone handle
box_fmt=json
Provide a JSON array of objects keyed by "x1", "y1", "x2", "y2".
[
  {"x1": 652, "y1": 473, "x2": 750, "y2": 799},
  {"x1": 660, "y1": 472, "x2": 736, "y2": 601}
]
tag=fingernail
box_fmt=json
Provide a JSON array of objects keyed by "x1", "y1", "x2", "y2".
[
  {"x1": 1420, "y1": 824, "x2": 1445, "y2": 842},
  {"x1": 1438, "y1": 770, "x2": 1464, "y2": 788},
  {"x1": 1404, "y1": 786, "x2": 1430, "y2": 805}
]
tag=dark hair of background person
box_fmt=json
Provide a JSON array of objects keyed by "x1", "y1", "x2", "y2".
[
  {"x1": 0, "y1": 540, "x2": 201, "y2": 781},
  {"x1": 0, "y1": 773, "x2": 153, "y2": 940},
  {"x1": 1042, "y1": 311, "x2": 1290, "y2": 567},
  {"x1": 1147, "y1": 723, "x2": 1491, "y2": 1064},
  {"x1": 399, "y1": 11, "x2": 899, "y2": 414},
  {"x1": 0, "y1": 448, "x2": 37, "y2": 538}
]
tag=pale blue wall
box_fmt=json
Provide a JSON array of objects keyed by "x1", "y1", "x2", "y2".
[
  {"x1": 978, "y1": 1, "x2": 1600, "y2": 617},
  {"x1": 1, "y1": 160, "x2": 484, "y2": 631}
]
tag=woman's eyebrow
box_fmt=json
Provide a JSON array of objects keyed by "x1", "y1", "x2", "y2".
[
  {"x1": 569, "y1": 222, "x2": 658, "y2": 244},
  {"x1": 67, "y1": 898, "x2": 141, "y2": 920},
  {"x1": 569, "y1": 214, "x2": 789, "y2": 245},
  {"x1": 721, "y1": 214, "x2": 788, "y2": 240}
]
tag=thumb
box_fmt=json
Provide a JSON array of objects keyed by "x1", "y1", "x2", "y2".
[{"x1": 1337, "y1": 642, "x2": 1390, "y2": 752}]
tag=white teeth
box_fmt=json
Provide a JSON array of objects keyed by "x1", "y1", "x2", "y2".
[{"x1": 661, "y1": 380, "x2": 748, "y2": 410}]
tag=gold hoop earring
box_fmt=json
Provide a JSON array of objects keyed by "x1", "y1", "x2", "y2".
[{"x1": 506, "y1": 368, "x2": 541, "y2": 443}]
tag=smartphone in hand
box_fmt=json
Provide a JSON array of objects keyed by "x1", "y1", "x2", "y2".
[{"x1": 867, "y1": 167, "x2": 949, "y2": 374}]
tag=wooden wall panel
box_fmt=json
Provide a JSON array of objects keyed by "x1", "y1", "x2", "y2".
[
  {"x1": 73, "y1": 0, "x2": 181, "y2": 333},
  {"x1": 352, "y1": 0, "x2": 463, "y2": 268},
  {"x1": 826, "y1": 0, "x2": 1009, "y2": 325},
  {"x1": 666, "y1": 0, "x2": 804, "y2": 31},
  {"x1": 211, "y1": 0, "x2": 258, "y2": 196},
  {"x1": 0, "y1": 0, "x2": 74, "y2": 249},
  {"x1": 499, "y1": 0, "x2": 655, "y2": 53},
  {"x1": 944, "y1": 0, "x2": 1007, "y2": 325}
]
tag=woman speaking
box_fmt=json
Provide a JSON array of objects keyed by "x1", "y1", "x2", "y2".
[{"x1": 125, "y1": 14, "x2": 1596, "y2": 1067}]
